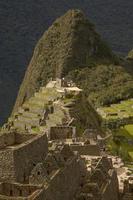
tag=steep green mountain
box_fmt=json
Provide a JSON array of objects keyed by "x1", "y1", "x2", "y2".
[
  {"x1": 4, "y1": 86, "x2": 102, "y2": 136},
  {"x1": 13, "y1": 9, "x2": 115, "y2": 113},
  {"x1": 12, "y1": 9, "x2": 133, "y2": 122},
  {"x1": 1, "y1": 0, "x2": 133, "y2": 125}
]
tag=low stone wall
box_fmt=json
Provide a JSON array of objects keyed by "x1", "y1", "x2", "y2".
[
  {"x1": 49, "y1": 126, "x2": 76, "y2": 140},
  {"x1": 70, "y1": 144, "x2": 100, "y2": 156},
  {"x1": 0, "y1": 183, "x2": 39, "y2": 197},
  {"x1": 0, "y1": 182, "x2": 42, "y2": 200},
  {"x1": 0, "y1": 132, "x2": 15, "y2": 149},
  {"x1": 0, "y1": 132, "x2": 35, "y2": 149},
  {"x1": 15, "y1": 133, "x2": 35, "y2": 144}
]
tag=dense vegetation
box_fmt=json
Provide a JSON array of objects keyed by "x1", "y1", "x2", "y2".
[
  {"x1": 108, "y1": 125, "x2": 133, "y2": 162},
  {"x1": 70, "y1": 93, "x2": 103, "y2": 135},
  {"x1": 12, "y1": 9, "x2": 115, "y2": 114},
  {"x1": 67, "y1": 64, "x2": 133, "y2": 107}
]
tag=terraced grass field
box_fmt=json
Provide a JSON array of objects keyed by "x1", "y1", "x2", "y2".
[
  {"x1": 97, "y1": 99, "x2": 133, "y2": 120},
  {"x1": 98, "y1": 99, "x2": 133, "y2": 162}
]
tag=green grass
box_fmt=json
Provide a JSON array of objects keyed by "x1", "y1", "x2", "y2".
[
  {"x1": 128, "y1": 152, "x2": 133, "y2": 160},
  {"x1": 31, "y1": 126, "x2": 40, "y2": 132},
  {"x1": 114, "y1": 124, "x2": 133, "y2": 140},
  {"x1": 124, "y1": 125, "x2": 133, "y2": 136},
  {"x1": 108, "y1": 123, "x2": 133, "y2": 163},
  {"x1": 108, "y1": 122, "x2": 133, "y2": 162},
  {"x1": 63, "y1": 98, "x2": 75, "y2": 104},
  {"x1": 108, "y1": 139, "x2": 133, "y2": 161},
  {"x1": 98, "y1": 99, "x2": 133, "y2": 121}
]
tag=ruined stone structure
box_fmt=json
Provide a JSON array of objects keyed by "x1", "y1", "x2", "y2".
[
  {"x1": 9, "y1": 86, "x2": 62, "y2": 132},
  {"x1": 1, "y1": 79, "x2": 132, "y2": 199},
  {"x1": 49, "y1": 126, "x2": 76, "y2": 140},
  {"x1": 0, "y1": 130, "x2": 87, "y2": 200},
  {"x1": 0, "y1": 132, "x2": 48, "y2": 183},
  {"x1": 48, "y1": 125, "x2": 102, "y2": 156},
  {"x1": 0, "y1": 126, "x2": 123, "y2": 200},
  {"x1": 70, "y1": 144, "x2": 101, "y2": 156},
  {"x1": 1, "y1": 7, "x2": 133, "y2": 199},
  {"x1": 0, "y1": 183, "x2": 42, "y2": 200},
  {"x1": 3, "y1": 79, "x2": 82, "y2": 134},
  {"x1": 75, "y1": 156, "x2": 120, "y2": 200},
  {"x1": 122, "y1": 179, "x2": 133, "y2": 200}
]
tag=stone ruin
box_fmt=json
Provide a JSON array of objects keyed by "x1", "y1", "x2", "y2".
[
  {"x1": 74, "y1": 156, "x2": 120, "y2": 200},
  {"x1": 0, "y1": 131, "x2": 48, "y2": 183},
  {"x1": 0, "y1": 126, "x2": 132, "y2": 199},
  {"x1": 48, "y1": 126, "x2": 101, "y2": 156},
  {"x1": 2, "y1": 78, "x2": 82, "y2": 134},
  {"x1": 46, "y1": 78, "x2": 76, "y2": 89},
  {"x1": 122, "y1": 178, "x2": 133, "y2": 200},
  {"x1": 0, "y1": 126, "x2": 122, "y2": 200},
  {"x1": 0, "y1": 79, "x2": 132, "y2": 199},
  {"x1": 48, "y1": 126, "x2": 76, "y2": 141},
  {"x1": 0, "y1": 130, "x2": 87, "y2": 200}
]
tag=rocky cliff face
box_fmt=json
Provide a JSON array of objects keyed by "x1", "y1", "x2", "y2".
[{"x1": 13, "y1": 9, "x2": 114, "y2": 113}]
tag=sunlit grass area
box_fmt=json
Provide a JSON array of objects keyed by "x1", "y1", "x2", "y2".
[
  {"x1": 97, "y1": 99, "x2": 133, "y2": 120},
  {"x1": 124, "y1": 124, "x2": 133, "y2": 136},
  {"x1": 116, "y1": 125, "x2": 133, "y2": 138}
]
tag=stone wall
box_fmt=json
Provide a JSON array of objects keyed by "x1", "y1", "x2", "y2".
[
  {"x1": 101, "y1": 170, "x2": 119, "y2": 200},
  {"x1": 123, "y1": 179, "x2": 133, "y2": 200},
  {"x1": 0, "y1": 150, "x2": 15, "y2": 182},
  {"x1": 92, "y1": 157, "x2": 119, "y2": 200},
  {"x1": 0, "y1": 131, "x2": 35, "y2": 149},
  {"x1": 15, "y1": 133, "x2": 35, "y2": 144},
  {"x1": 0, "y1": 132, "x2": 15, "y2": 149},
  {"x1": 0, "y1": 133, "x2": 48, "y2": 183},
  {"x1": 14, "y1": 133, "x2": 48, "y2": 183},
  {"x1": 49, "y1": 126, "x2": 76, "y2": 140},
  {"x1": 70, "y1": 144, "x2": 100, "y2": 156},
  {"x1": 75, "y1": 156, "x2": 119, "y2": 200},
  {"x1": 0, "y1": 182, "x2": 42, "y2": 200},
  {"x1": 43, "y1": 155, "x2": 86, "y2": 200}
]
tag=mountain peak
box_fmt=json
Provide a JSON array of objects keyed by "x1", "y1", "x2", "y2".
[{"x1": 13, "y1": 9, "x2": 113, "y2": 113}]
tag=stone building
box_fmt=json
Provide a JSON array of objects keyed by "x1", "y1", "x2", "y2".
[
  {"x1": 0, "y1": 130, "x2": 87, "y2": 200},
  {"x1": 75, "y1": 156, "x2": 120, "y2": 200},
  {"x1": 0, "y1": 131, "x2": 48, "y2": 183},
  {"x1": 122, "y1": 179, "x2": 133, "y2": 200},
  {"x1": 49, "y1": 126, "x2": 76, "y2": 141},
  {"x1": 70, "y1": 143, "x2": 101, "y2": 156}
]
